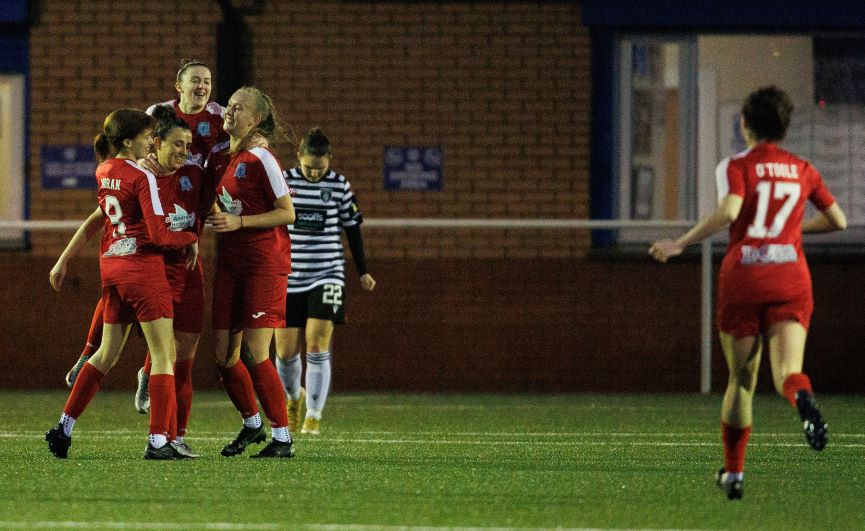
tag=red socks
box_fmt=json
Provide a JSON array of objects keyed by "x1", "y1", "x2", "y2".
[
  {"x1": 248, "y1": 360, "x2": 289, "y2": 428},
  {"x1": 143, "y1": 352, "x2": 152, "y2": 374},
  {"x1": 174, "y1": 359, "x2": 194, "y2": 437},
  {"x1": 83, "y1": 298, "x2": 105, "y2": 355},
  {"x1": 148, "y1": 374, "x2": 176, "y2": 438},
  {"x1": 218, "y1": 362, "x2": 259, "y2": 418},
  {"x1": 782, "y1": 373, "x2": 813, "y2": 408},
  {"x1": 721, "y1": 423, "x2": 752, "y2": 474},
  {"x1": 63, "y1": 362, "x2": 105, "y2": 419}
]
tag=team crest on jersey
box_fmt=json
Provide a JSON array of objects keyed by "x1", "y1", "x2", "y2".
[
  {"x1": 235, "y1": 163, "x2": 247, "y2": 178},
  {"x1": 218, "y1": 188, "x2": 243, "y2": 216},
  {"x1": 197, "y1": 121, "x2": 211, "y2": 136},
  {"x1": 166, "y1": 204, "x2": 196, "y2": 231},
  {"x1": 320, "y1": 188, "x2": 332, "y2": 202},
  {"x1": 187, "y1": 153, "x2": 203, "y2": 165},
  {"x1": 179, "y1": 175, "x2": 193, "y2": 192}
]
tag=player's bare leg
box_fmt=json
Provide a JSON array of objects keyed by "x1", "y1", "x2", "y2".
[
  {"x1": 716, "y1": 332, "x2": 761, "y2": 500},
  {"x1": 767, "y1": 320, "x2": 827, "y2": 450}
]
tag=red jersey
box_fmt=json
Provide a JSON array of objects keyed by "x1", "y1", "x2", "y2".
[
  {"x1": 717, "y1": 143, "x2": 835, "y2": 302},
  {"x1": 97, "y1": 159, "x2": 197, "y2": 287},
  {"x1": 146, "y1": 100, "x2": 227, "y2": 167},
  {"x1": 156, "y1": 161, "x2": 211, "y2": 264},
  {"x1": 213, "y1": 146, "x2": 292, "y2": 275}
]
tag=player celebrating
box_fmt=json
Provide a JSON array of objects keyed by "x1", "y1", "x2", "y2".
[
  {"x1": 64, "y1": 59, "x2": 227, "y2": 412},
  {"x1": 274, "y1": 128, "x2": 376, "y2": 435},
  {"x1": 45, "y1": 109, "x2": 198, "y2": 460},
  {"x1": 649, "y1": 86, "x2": 847, "y2": 500},
  {"x1": 206, "y1": 86, "x2": 297, "y2": 458},
  {"x1": 146, "y1": 59, "x2": 227, "y2": 166}
]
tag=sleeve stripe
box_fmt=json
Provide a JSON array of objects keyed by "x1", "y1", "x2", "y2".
[
  {"x1": 126, "y1": 160, "x2": 164, "y2": 215},
  {"x1": 715, "y1": 157, "x2": 730, "y2": 203},
  {"x1": 249, "y1": 147, "x2": 289, "y2": 199}
]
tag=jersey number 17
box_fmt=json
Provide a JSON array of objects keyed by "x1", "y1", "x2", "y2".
[{"x1": 746, "y1": 181, "x2": 800, "y2": 239}]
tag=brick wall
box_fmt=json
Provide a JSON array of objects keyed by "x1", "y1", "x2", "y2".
[
  {"x1": 4, "y1": 255, "x2": 863, "y2": 393},
  {"x1": 27, "y1": 1, "x2": 589, "y2": 258}
]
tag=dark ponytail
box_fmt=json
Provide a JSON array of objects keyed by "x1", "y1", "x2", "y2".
[
  {"x1": 93, "y1": 109, "x2": 155, "y2": 162},
  {"x1": 151, "y1": 104, "x2": 190, "y2": 140}
]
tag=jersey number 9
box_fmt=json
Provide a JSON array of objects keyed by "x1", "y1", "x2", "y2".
[{"x1": 102, "y1": 195, "x2": 127, "y2": 238}]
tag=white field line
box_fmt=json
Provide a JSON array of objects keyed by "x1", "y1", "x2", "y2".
[
  {"x1": 0, "y1": 523, "x2": 708, "y2": 531},
  {"x1": 4, "y1": 430, "x2": 865, "y2": 448}
]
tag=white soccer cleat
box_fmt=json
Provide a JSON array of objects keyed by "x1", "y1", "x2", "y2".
[{"x1": 134, "y1": 367, "x2": 150, "y2": 414}]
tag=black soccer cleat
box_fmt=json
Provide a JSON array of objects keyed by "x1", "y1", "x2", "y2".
[
  {"x1": 144, "y1": 443, "x2": 185, "y2": 460},
  {"x1": 715, "y1": 468, "x2": 743, "y2": 500},
  {"x1": 250, "y1": 438, "x2": 295, "y2": 458},
  {"x1": 221, "y1": 424, "x2": 266, "y2": 457},
  {"x1": 795, "y1": 390, "x2": 828, "y2": 451},
  {"x1": 45, "y1": 423, "x2": 72, "y2": 459}
]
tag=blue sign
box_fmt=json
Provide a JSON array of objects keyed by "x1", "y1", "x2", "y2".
[
  {"x1": 383, "y1": 146, "x2": 443, "y2": 191},
  {"x1": 41, "y1": 145, "x2": 97, "y2": 190}
]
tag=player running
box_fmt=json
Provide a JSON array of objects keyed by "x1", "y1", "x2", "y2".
[{"x1": 649, "y1": 86, "x2": 847, "y2": 499}]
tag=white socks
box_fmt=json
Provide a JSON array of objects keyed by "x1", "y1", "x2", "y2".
[
  {"x1": 305, "y1": 351, "x2": 331, "y2": 418},
  {"x1": 272, "y1": 427, "x2": 290, "y2": 442},
  {"x1": 59, "y1": 413, "x2": 75, "y2": 437},
  {"x1": 243, "y1": 412, "x2": 263, "y2": 429},
  {"x1": 275, "y1": 354, "x2": 303, "y2": 401},
  {"x1": 149, "y1": 434, "x2": 167, "y2": 448}
]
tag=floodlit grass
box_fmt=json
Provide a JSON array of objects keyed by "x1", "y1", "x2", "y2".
[{"x1": 2, "y1": 391, "x2": 864, "y2": 530}]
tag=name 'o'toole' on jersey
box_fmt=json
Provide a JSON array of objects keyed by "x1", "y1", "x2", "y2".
[{"x1": 715, "y1": 143, "x2": 835, "y2": 302}]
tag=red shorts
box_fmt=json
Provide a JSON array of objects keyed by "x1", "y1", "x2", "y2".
[
  {"x1": 166, "y1": 260, "x2": 205, "y2": 334},
  {"x1": 211, "y1": 265, "x2": 287, "y2": 331},
  {"x1": 101, "y1": 281, "x2": 173, "y2": 324},
  {"x1": 716, "y1": 293, "x2": 813, "y2": 337}
]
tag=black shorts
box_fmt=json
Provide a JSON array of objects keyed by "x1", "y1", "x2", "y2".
[{"x1": 285, "y1": 283, "x2": 346, "y2": 327}]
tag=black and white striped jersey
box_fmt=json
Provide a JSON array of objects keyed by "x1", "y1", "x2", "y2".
[{"x1": 284, "y1": 166, "x2": 363, "y2": 293}]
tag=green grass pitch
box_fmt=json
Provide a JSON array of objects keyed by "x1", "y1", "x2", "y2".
[{"x1": 2, "y1": 391, "x2": 864, "y2": 530}]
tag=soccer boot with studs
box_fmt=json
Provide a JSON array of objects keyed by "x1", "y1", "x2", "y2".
[
  {"x1": 795, "y1": 390, "x2": 828, "y2": 451},
  {"x1": 45, "y1": 423, "x2": 72, "y2": 459},
  {"x1": 287, "y1": 388, "x2": 306, "y2": 433},
  {"x1": 221, "y1": 424, "x2": 267, "y2": 456},
  {"x1": 251, "y1": 438, "x2": 296, "y2": 458},
  {"x1": 134, "y1": 367, "x2": 150, "y2": 414},
  {"x1": 715, "y1": 468, "x2": 743, "y2": 500}
]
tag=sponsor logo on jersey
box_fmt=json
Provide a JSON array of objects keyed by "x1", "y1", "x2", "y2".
[
  {"x1": 294, "y1": 208, "x2": 327, "y2": 232},
  {"x1": 320, "y1": 188, "x2": 332, "y2": 202},
  {"x1": 179, "y1": 175, "x2": 192, "y2": 192},
  {"x1": 235, "y1": 163, "x2": 246, "y2": 178},
  {"x1": 740, "y1": 244, "x2": 797, "y2": 265},
  {"x1": 104, "y1": 237, "x2": 137, "y2": 257},
  {"x1": 197, "y1": 121, "x2": 211, "y2": 136},
  {"x1": 166, "y1": 204, "x2": 196, "y2": 231},
  {"x1": 218, "y1": 188, "x2": 243, "y2": 216}
]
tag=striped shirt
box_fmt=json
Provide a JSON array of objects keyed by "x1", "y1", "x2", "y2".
[{"x1": 284, "y1": 166, "x2": 363, "y2": 293}]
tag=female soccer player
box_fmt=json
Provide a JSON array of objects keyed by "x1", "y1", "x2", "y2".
[
  {"x1": 649, "y1": 86, "x2": 847, "y2": 500},
  {"x1": 64, "y1": 59, "x2": 227, "y2": 409},
  {"x1": 45, "y1": 109, "x2": 198, "y2": 460},
  {"x1": 146, "y1": 59, "x2": 228, "y2": 165},
  {"x1": 273, "y1": 128, "x2": 376, "y2": 435},
  {"x1": 206, "y1": 86, "x2": 297, "y2": 458},
  {"x1": 51, "y1": 107, "x2": 210, "y2": 458}
]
